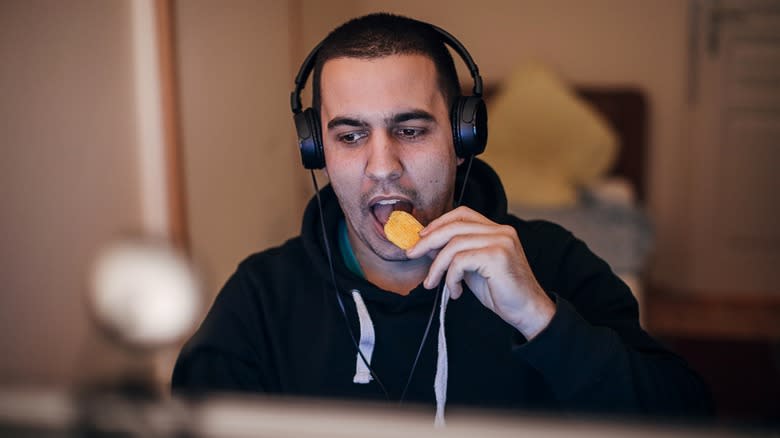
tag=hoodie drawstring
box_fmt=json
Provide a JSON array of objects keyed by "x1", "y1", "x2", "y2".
[
  {"x1": 351, "y1": 290, "x2": 375, "y2": 384},
  {"x1": 434, "y1": 285, "x2": 450, "y2": 427},
  {"x1": 350, "y1": 287, "x2": 450, "y2": 427}
]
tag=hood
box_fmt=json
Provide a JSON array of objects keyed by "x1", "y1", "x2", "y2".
[{"x1": 300, "y1": 158, "x2": 508, "y2": 308}]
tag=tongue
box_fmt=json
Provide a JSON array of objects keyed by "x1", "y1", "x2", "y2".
[{"x1": 373, "y1": 201, "x2": 413, "y2": 224}]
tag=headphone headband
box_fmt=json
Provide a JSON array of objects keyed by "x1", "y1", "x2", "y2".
[
  {"x1": 290, "y1": 24, "x2": 482, "y2": 114},
  {"x1": 290, "y1": 40, "x2": 323, "y2": 114},
  {"x1": 427, "y1": 24, "x2": 483, "y2": 97}
]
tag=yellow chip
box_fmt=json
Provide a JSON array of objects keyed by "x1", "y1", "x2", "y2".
[{"x1": 384, "y1": 210, "x2": 423, "y2": 250}]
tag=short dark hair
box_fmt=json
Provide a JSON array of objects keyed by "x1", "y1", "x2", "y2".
[{"x1": 311, "y1": 13, "x2": 460, "y2": 111}]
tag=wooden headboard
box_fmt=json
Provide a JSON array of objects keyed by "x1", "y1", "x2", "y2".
[{"x1": 482, "y1": 85, "x2": 649, "y2": 202}]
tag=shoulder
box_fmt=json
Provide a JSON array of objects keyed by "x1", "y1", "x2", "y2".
[
  {"x1": 181, "y1": 236, "x2": 311, "y2": 350},
  {"x1": 504, "y1": 214, "x2": 618, "y2": 298},
  {"x1": 503, "y1": 215, "x2": 577, "y2": 260},
  {"x1": 209, "y1": 236, "x2": 311, "y2": 314},
  {"x1": 238, "y1": 236, "x2": 308, "y2": 276}
]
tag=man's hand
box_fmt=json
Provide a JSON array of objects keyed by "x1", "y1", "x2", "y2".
[{"x1": 405, "y1": 206, "x2": 556, "y2": 340}]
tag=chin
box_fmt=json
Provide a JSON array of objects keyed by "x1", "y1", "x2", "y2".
[{"x1": 372, "y1": 243, "x2": 409, "y2": 262}]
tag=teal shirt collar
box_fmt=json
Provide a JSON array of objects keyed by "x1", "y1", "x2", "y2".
[{"x1": 338, "y1": 219, "x2": 365, "y2": 278}]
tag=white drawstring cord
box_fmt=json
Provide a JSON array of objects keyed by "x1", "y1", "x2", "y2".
[
  {"x1": 351, "y1": 290, "x2": 375, "y2": 384},
  {"x1": 434, "y1": 285, "x2": 451, "y2": 427},
  {"x1": 353, "y1": 286, "x2": 450, "y2": 427}
]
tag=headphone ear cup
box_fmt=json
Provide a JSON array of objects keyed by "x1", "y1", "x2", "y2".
[
  {"x1": 451, "y1": 96, "x2": 488, "y2": 158},
  {"x1": 294, "y1": 108, "x2": 325, "y2": 169}
]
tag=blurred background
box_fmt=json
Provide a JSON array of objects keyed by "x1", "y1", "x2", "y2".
[{"x1": 1, "y1": 0, "x2": 778, "y2": 427}]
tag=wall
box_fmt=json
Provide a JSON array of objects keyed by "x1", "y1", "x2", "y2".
[
  {"x1": 0, "y1": 0, "x2": 143, "y2": 385},
  {"x1": 0, "y1": 0, "x2": 309, "y2": 389},
  {"x1": 175, "y1": 0, "x2": 306, "y2": 302}
]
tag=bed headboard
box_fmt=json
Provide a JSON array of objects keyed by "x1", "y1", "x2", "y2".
[{"x1": 482, "y1": 85, "x2": 649, "y2": 202}]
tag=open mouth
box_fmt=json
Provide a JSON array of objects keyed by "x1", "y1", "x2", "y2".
[{"x1": 371, "y1": 198, "x2": 414, "y2": 225}]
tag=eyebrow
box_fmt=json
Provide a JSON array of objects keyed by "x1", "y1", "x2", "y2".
[
  {"x1": 326, "y1": 110, "x2": 436, "y2": 130},
  {"x1": 390, "y1": 110, "x2": 435, "y2": 124},
  {"x1": 327, "y1": 117, "x2": 367, "y2": 130}
]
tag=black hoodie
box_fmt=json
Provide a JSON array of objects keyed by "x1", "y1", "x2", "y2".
[{"x1": 172, "y1": 159, "x2": 712, "y2": 418}]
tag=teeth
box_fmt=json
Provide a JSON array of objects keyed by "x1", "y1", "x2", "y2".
[{"x1": 377, "y1": 199, "x2": 400, "y2": 205}]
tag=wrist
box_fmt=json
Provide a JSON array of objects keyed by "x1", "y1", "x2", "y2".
[{"x1": 511, "y1": 290, "x2": 556, "y2": 340}]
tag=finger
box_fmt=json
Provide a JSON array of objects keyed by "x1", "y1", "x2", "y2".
[
  {"x1": 403, "y1": 247, "x2": 439, "y2": 262},
  {"x1": 445, "y1": 251, "x2": 502, "y2": 311},
  {"x1": 419, "y1": 206, "x2": 493, "y2": 236},
  {"x1": 439, "y1": 281, "x2": 460, "y2": 302},
  {"x1": 407, "y1": 220, "x2": 507, "y2": 259},
  {"x1": 423, "y1": 233, "x2": 515, "y2": 288},
  {"x1": 443, "y1": 249, "x2": 496, "y2": 307}
]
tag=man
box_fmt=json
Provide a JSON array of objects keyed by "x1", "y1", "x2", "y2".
[{"x1": 172, "y1": 13, "x2": 711, "y2": 420}]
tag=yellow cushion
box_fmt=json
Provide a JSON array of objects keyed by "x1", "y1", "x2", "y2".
[{"x1": 481, "y1": 63, "x2": 617, "y2": 207}]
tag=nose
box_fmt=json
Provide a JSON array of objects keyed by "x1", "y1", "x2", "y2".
[{"x1": 364, "y1": 133, "x2": 402, "y2": 182}]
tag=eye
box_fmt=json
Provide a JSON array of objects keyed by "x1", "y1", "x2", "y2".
[
  {"x1": 396, "y1": 127, "x2": 426, "y2": 140},
  {"x1": 338, "y1": 131, "x2": 368, "y2": 144}
]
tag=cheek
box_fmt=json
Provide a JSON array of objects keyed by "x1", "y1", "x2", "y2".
[
  {"x1": 324, "y1": 150, "x2": 357, "y2": 186},
  {"x1": 326, "y1": 163, "x2": 362, "y2": 209},
  {"x1": 415, "y1": 146, "x2": 457, "y2": 184}
]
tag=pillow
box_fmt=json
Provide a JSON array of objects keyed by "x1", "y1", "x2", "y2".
[{"x1": 481, "y1": 63, "x2": 618, "y2": 207}]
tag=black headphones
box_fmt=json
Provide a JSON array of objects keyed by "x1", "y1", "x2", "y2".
[{"x1": 290, "y1": 23, "x2": 488, "y2": 170}]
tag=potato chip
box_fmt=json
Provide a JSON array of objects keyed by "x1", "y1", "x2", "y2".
[{"x1": 384, "y1": 210, "x2": 423, "y2": 250}]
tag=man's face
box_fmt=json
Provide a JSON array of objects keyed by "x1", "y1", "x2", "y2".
[{"x1": 319, "y1": 54, "x2": 461, "y2": 261}]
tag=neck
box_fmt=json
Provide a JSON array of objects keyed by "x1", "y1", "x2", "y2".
[
  {"x1": 362, "y1": 258, "x2": 431, "y2": 296},
  {"x1": 350, "y1": 235, "x2": 431, "y2": 296}
]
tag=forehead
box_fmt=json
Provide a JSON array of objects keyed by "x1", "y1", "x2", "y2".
[{"x1": 319, "y1": 54, "x2": 447, "y2": 117}]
